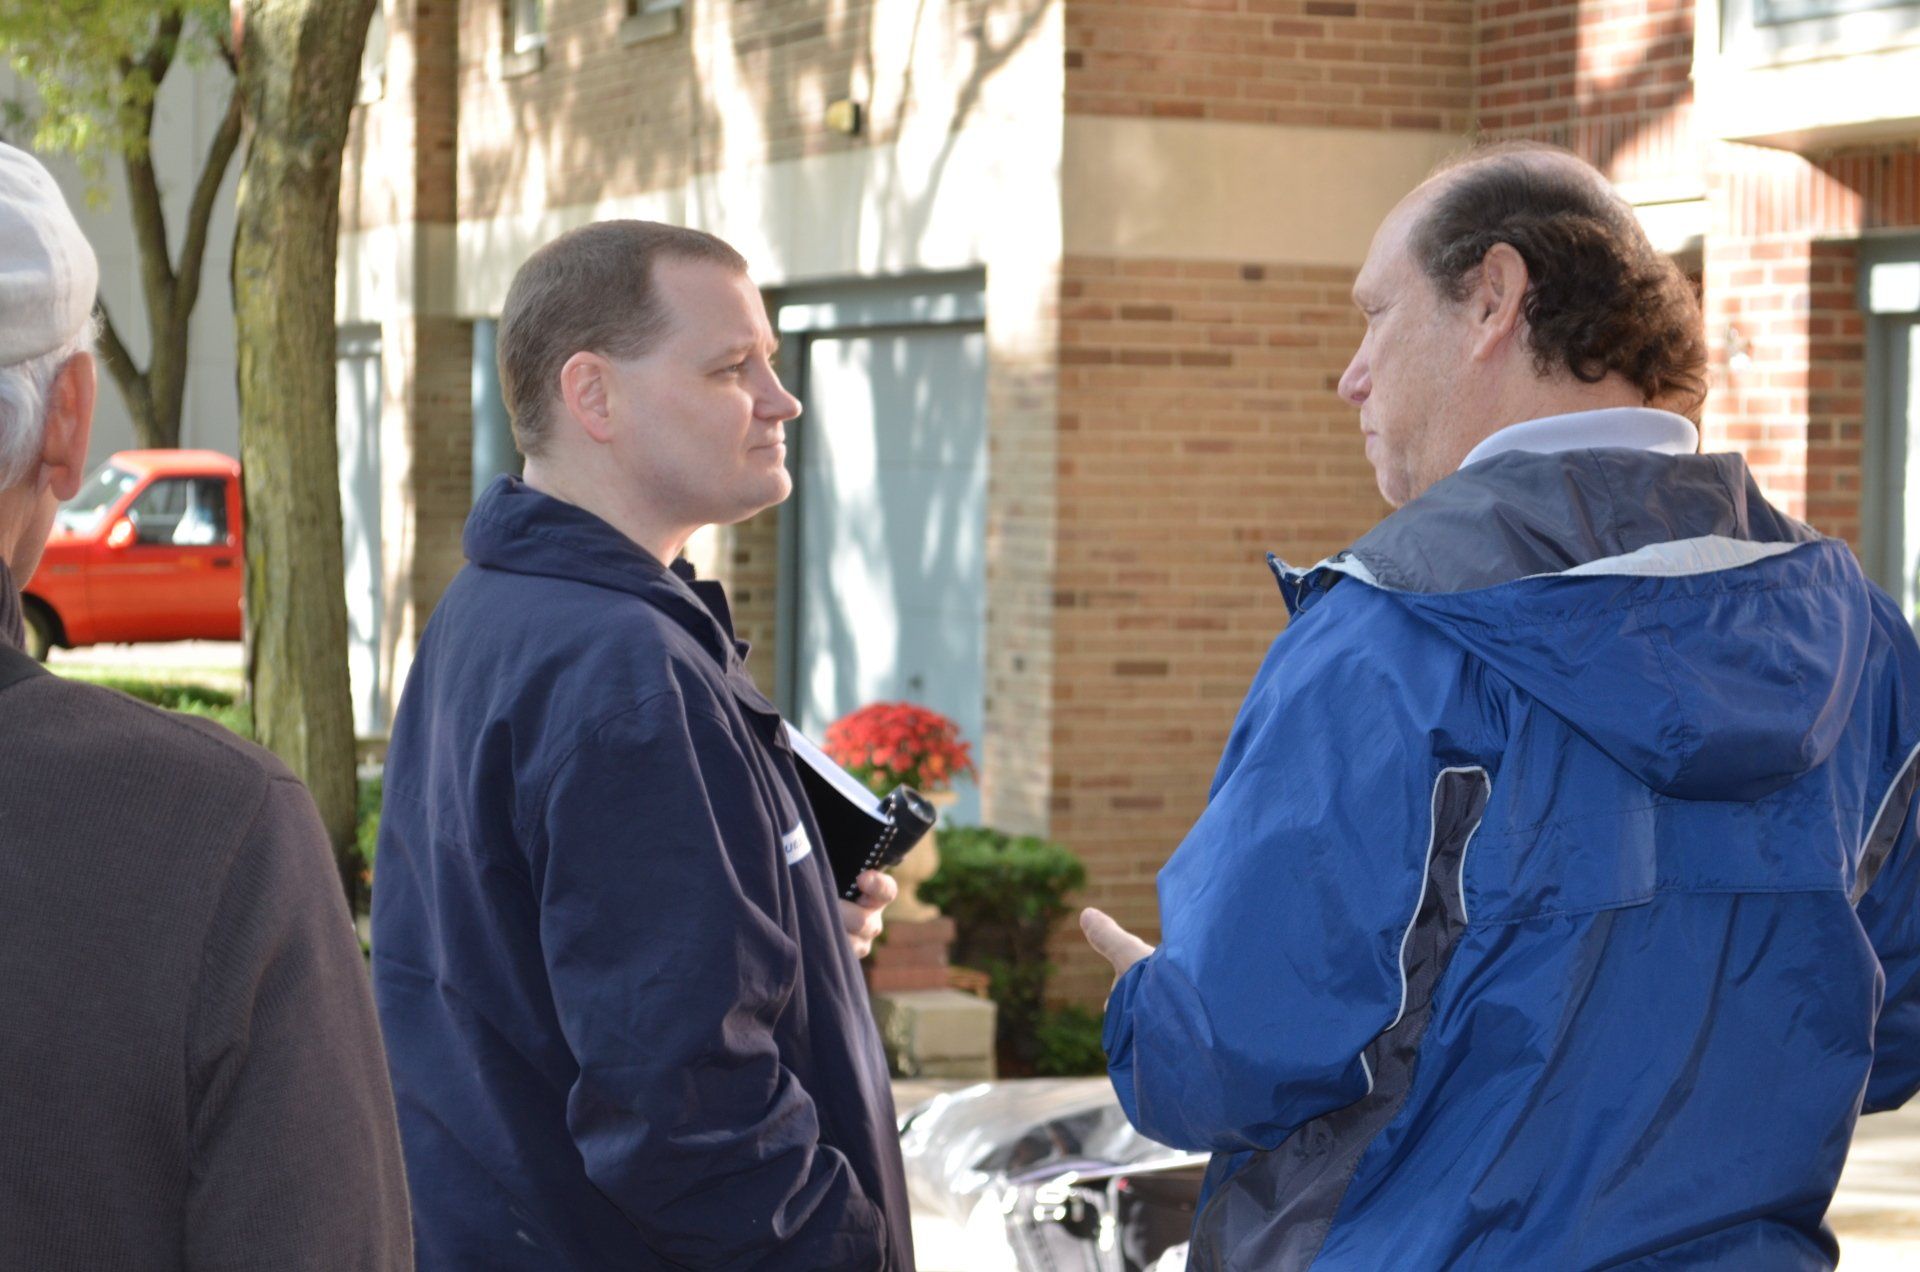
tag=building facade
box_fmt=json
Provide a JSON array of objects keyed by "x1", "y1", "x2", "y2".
[{"x1": 334, "y1": 0, "x2": 1920, "y2": 1000}]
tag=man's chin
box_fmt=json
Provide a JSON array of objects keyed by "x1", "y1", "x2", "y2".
[
  {"x1": 1372, "y1": 468, "x2": 1408, "y2": 509},
  {"x1": 717, "y1": 475, "x2": 793, "y2": 525}
]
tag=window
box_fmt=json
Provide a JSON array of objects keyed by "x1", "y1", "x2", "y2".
[
  {"x1": 508, "y1": 0, "x2": 545, "y2": 54},
  {"x1": 126, "y1": 478, "x2": 229, "y2": 547},
  {"x1": 1720, "y1": 0, "x2": 1920, "y2": 63},
  {"x1": 621, "y1": 0, "x2": 684, "y2": 43},
  {"x1": 54, "y1": 463, "x2": 137, "y2": 536},
  {"x1": 1756, "y1": 0, "x2": 1912, "y2": 21}
]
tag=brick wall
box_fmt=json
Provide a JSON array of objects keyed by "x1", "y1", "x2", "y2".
[
  {"x1": 1048, "y1": 254, "x2": 1384, "y2": 1003},
  {"x1": 1804, "y1": 241, "x2": 1866, "y2": 547},
  {"x1": 1475, "y1": 0, "x2": 1694, "y2": 188},
  {"x1": 982, "y1": 334, "x2": 1063, "y2": 837},
  {"x1": 456, "y1": 0, "x2": 1033, "y2": 222},
  {"x1": 717, "y1": 509, "x2": 783, "y2": 695},
  {"x1": 345, "y1": 0, "x2": 463, "y2": 233},
  {"x1": 347, "y1": 0, "x2": 476, "y2": 717},
  {"x1": 1065, "y1": 0, "x2": 1474, "y2": 131},
  {"x1": 1702, "y1": 142, "x2": 1920, "y2": 537}
]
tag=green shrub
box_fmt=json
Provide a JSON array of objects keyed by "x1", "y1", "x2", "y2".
[
  {"x1": 70, "y1": 675, "x2": 254, "y2": 739},
  {"x1": 353, "y1": 772, "x2": 383, "y2": 901},
  {"x1": 1033, "y1": 1003, "x2": 1108, "y2": 1077},
  {"x1": 920, "y1": 826, "x2": 1088, "y2": 1076}
]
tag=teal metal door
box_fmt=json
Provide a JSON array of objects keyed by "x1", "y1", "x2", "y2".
[{"x1": 777, "y1": 279, "x2": 988, "y2": 824}]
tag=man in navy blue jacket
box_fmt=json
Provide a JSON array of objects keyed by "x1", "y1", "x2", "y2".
[{"x1": 372, "y1": 221, "x2": 913, "y2": 1269}]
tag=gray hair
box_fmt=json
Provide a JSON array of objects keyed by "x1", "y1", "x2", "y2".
[{"x1": 0, "y1": 320, "x2": 94, "y2": 488}]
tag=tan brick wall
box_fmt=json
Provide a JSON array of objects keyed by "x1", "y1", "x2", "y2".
[
  {"x1": 1065, "y1": 0, "x2": 1474, "y2": 131},
  {"x1": 716, "y1": 509, "x2": 782, "y2": 695},
  {"x1": 345, "y1": 0, "x2": 476, "y2": 719},
  {"x1": 983, "y1": 333, "x2": 1062, "y2": 837},
  {"x1": 1047, "y1": 254, "x2": 1384, "y2": 1003},
  {"x1": 381, "y1": 316, "x2": 475, "y2": 706},
  {"x1": 455, "y1": 0, "x2": 1037, "y2": 221},
  {"x1": 345, "y1": 0, "x2": 463, "y2": 233}
]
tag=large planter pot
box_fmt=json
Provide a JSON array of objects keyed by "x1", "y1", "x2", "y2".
[{"x1": 887, "y1": 789, "x2": 957, "y2": 924}]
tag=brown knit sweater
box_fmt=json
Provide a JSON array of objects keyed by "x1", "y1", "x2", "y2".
[{"x1": 0, "y1": 564, "x2": 412, "y2": 1269}]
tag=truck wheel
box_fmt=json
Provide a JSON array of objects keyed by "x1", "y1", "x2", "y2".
[{"x1": 21, "y1": 600, "x2": 55, "y2": 662}]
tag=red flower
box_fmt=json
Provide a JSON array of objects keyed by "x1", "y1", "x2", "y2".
[{"x1": 823, "y1": 701, "x2": 976, "y2": 795}]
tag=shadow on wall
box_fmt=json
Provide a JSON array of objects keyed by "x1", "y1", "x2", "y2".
[{"x1": 455, "y1": 0, "x2": 1055, "y2": 276}]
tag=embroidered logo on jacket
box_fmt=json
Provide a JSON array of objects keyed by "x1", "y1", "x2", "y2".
[{"x1": 781, "y1": 823, "x2": 813, "y2": 866}]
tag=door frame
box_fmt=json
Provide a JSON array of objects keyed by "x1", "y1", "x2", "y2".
[
  {"x1": 1858, "y1": 236, "x2": 1920, "y2": 609},
  {"x1": 767, "y1": 271, "x2": 987, "y2": 721},
  {"x1": 336, "y1": 323, "x2": 386, "y2": 735}
]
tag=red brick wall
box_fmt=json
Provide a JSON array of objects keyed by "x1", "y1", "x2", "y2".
[
  {"x1": 1804, "y1": 241, "x2": 1866, "y2": 547},
  {"x1": 1066, "y1": 0, "x2": 1474, "y2": 131},
  {"x1": 1703, "y1": 143, "x2": 1920, "y2": 537},
  {"x1": 1474, "y1": 0, "x2": 1694, "y2": 187},
  {"x1": 1048, "y1": 255, "x2": 1385, "y2": 1002}
]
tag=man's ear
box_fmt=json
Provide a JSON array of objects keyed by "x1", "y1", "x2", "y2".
[
  {"x1": 1469, "y1": 243, "x2": 1529, "y2": 363},
  {"x1": 41, "y1": 351, "x2": 95, "y2": 500},
  {"x1": 557, "y1": 351, "x2": 616, "y2": 444}
]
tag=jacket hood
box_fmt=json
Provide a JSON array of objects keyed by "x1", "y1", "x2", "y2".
[
  {"x1": 1280, "y1": 450, "x2": 1867, "y2": 801},
  {"x1": 462, "y1": 475, "x2": 742, "y2": 667}
]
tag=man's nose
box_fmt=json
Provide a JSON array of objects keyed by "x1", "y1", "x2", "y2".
[
  {"x1": 1338, "y1": 352, "x2": 1369, "y2": 407},
  {"x1": 758, "y1": 369, "x2": 803, "y2": 421}
]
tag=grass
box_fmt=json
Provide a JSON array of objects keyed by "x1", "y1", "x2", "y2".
[
  {"x1": 51, "y1": 667, "x2": 382, "y2": 912},
  {"x1": 60, "y1": 672, "x2": 254, "y2": 739}
]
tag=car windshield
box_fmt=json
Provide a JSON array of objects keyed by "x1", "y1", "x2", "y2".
[{"x1": 54, "y1": 462, "x2": 139, "y2": 535}]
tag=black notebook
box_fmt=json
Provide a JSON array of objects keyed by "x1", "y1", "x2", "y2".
[{"x1": 784, "y1": 723, "x2": 938, "y2": 900}]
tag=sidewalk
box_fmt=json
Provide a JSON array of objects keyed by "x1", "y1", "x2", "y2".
[
  {"x1": 896, "y1": 1081, "x2": 1920, "y2": 1270},
  {"x1": 1829, "y1": 1100, "x2": 1920, "y2": 1268}
]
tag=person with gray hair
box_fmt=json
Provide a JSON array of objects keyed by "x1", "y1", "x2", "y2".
[{"x1": 0, "y1": 141, "x2": 413, "y2": 1271}]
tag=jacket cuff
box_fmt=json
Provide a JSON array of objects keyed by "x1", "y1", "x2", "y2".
[{"x1": 1102, "y1": 954, "x2": 1150, "y2": 1122}]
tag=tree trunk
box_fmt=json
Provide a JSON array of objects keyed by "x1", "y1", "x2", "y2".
[{"x1": 232, "y1": 0, "x2": 376, "y2": 907}]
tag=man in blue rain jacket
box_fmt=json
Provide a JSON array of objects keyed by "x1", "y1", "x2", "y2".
[
  {"x1": 372, "y1": 222, "x2": 912, "y2": 1269},
  {"x1": 1083, "y1": 142, "x2": 1920, "y2": 1269}
]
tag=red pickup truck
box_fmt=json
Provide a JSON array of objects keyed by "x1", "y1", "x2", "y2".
[{"x1": 22, "y1": 449, "x2": 244, "y2": 660}]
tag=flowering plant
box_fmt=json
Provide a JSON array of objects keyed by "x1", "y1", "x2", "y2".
[{"x1": 823, "y1": 702, "x2": 976, "y2": 796}]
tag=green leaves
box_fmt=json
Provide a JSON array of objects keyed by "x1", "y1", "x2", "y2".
[
  {"x1": 920, "y1": 826, "x2": 1091, "y2": 1074},
  {"x1": 0, "y1": 1, "x2": 229, "y2": 168}
]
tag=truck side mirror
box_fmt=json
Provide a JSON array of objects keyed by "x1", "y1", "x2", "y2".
[{"x1": 106, "y1": 517, "x2": 137, "y2": 550}]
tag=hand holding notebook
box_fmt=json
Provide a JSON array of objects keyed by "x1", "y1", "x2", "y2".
[{"x1": 785, "y1": 723, "x2": 939, "y2": 899}]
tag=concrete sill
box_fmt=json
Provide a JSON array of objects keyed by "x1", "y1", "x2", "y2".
[
  {"x1": 620, "y1": 8, "x2": 681, "y2": 45},
  {"x1": 501, "y1": 45, "x2": 545, "y2": 79}
]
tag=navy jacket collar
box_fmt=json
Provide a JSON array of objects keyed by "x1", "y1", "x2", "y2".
[{"x1": 463, "y1": 476, "x2": 746, "y2": 668}]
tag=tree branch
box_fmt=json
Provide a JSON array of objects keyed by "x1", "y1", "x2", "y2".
[
  {"x1": 140, "y1": 10, "x2": 184, "y2": 87},
  {"x1": 95, "y1": 297, "x2": 157, "y2": 446},
  {"x1": 173, "y1": 82, "x2": 243, "y2": 330},
  {"x1": 120, "y1": 16, "x2": 182, "y2": 333}
]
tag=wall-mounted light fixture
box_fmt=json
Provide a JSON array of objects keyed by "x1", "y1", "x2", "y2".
[{"x1": 826, "y1": 99, "x2": 863, "y2": 136}]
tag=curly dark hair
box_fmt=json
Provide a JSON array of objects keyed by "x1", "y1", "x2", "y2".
[{"x1": 1412, "y1": 143, "x2": 1707, "y2": 420}]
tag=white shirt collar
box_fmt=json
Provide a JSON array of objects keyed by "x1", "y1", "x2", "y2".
[{"x1": 1458, "y1": 407, "x2": 1699, "y2": 471}]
